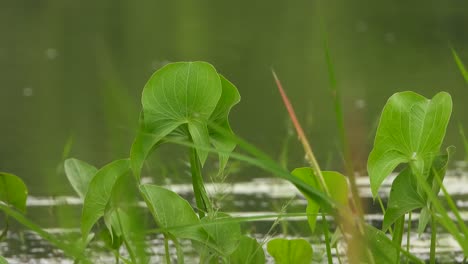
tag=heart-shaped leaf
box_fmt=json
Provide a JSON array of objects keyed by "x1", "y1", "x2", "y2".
[
  {"x1": 81, "y1": 159, "x2": 130, "y2": 239},
  {"x1": 267, "y1": 238, "x2": 313, "y2": 264},
  {"x1": 368, "y1": 92, "x2": 452, "y2": 197},
  {"x1": 130, "y1": 62, "x2": 240, "y2": 180},
  {"x1": 0, "y1": 172, "x2": 28, "y2": 213},
  {"x1": 64, "y1": 159, "x2": 97, "y2": 200}
]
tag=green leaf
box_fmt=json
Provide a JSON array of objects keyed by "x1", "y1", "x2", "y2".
[
  {"x1": 368, "y1": 92, "x2": 452, "y2": 197},
  {"x1": 0, "y1": 173, "x2": 28, "y2": 213},
  {"x1": 64, "y1": 159, "x2": 98, "y2": 199},
  {"x1": 201, "y1": 212, "x2": 241, "y2": 256},
  {"x1": 291, "y1": 168, "x2": 348, "y2": 231},
  {"x1": 383, "y1": 168, "x2": 425, "y2": 231},
  {"x1": 0, "y1": 255, "x2": 8, "y2": 264},
  {"x1": 130, "y1": 62, "x2": 240, "y2": 180},
  {"x1": 209, "y1": 75, "x2": 241, "y2": 172},
  {"x1": 229, "y1": 235, "x2": 265, "y2": 264},
  {"x1": 139, "y1": 184, "x2": 209, "y2": 242},
  {"x1": 452, "y1": 48, "x2": 468, "y2": 84},
  {"x1": 81, "y1": 159, "x2": 130, "y2": 239},
  {"x1": 266, "y1": 238, "x2": 313, "y2": 264}
]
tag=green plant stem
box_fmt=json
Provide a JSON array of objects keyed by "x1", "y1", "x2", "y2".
[
  {"x1": 430, "y1": 214, "x2": 436, "y2": 264},
  {"x1": 377, "y1": 196, "x2": 393, "y2": 235},
  {"x1": 406, "y1": 212, "x2": 412, "y2": 264},
  {"x1": 190, "y1": 147, "x2": 213, "y2": 218},
  {"x1": 393, "y1": 216, "x2": 405, "y2": 264},
  {"x1": 322, "y1": 213, "x2": 333, "y2": 264},
  {"x1": 164, "y1": 234, "x2": 171, "y2": 264}
]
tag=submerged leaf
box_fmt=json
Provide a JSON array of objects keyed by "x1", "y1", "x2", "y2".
[
  {"x1": 368, "y1": 92, "x2": 452, "y2": 197},
  {"x1": 0, "y1": 173, "x2": 28, "y2": 213},
  {"x1": 81, "y1": 159, "x2": 130, "y2": 239},
  {"x1": 229, "y1": 235, "x2": 265, "y2": 264},
  {"x1": 64, "y1": 159, "x2": 97, "y2": 199},
  {"x1": 267, "y1": 238, "x2": 313, "y2": 264}
]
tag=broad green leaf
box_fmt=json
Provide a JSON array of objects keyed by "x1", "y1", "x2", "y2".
[
  {"x1": 0, "y1": 173, "x2": 28, "y2": 213},
  {"x1": 130, "y1": 62, "x2": 240, "y2": 180},
  {"x1": 452, "y1": 48, "x2": 468, "y2": 84},
  {"x1": 134, "y1": 61, "x2": 221, "y2": 171},
  {"x1": 139, "y1": 184, "x2": 209, "y2": 242},
  {"x1": 81, "y1": 159, "x2": 130, "y2": 239},
  {"x1": 209, "y1": 75, "x2": 241, "y2": 172},
  {"x1": 383, "y1": 168, "x2": 425, "y2": 231},
  {"x1": 267, "y1": 238, "x2": 312, "y2": 264},
  {"x1": 201, "y1": 212, "x2": 241, "y2": 256},
  {"x1": 64, "y1": 158, "x2": 97, "y2": 199},
  {"x1": 368, "y1": 92, "x2": 452, "y2": 197},
  {"x1": 291, "y1": 168, "x2": 348, "y2": 231},
  {"x1": 0, "y1": 255, "x2": 8, "y2": 264},
  {"x1": 229, "y1": 235, "x2": 265, "y2": 264}
]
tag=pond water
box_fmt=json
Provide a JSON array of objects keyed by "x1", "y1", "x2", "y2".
[{"x1": 2, "y1": 170, "x2": 468, "y2": 263}]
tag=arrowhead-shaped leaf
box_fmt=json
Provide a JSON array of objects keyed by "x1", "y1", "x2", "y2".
[
  {"x1": 368, "y1": 92, "x2": 452, "y2": 197},
  {"x1": 130, "y1": 62, "x2": 240, "y2": 180}
]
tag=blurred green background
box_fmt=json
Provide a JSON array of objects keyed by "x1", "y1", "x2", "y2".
[{"x1": 1, "y1": 1, "x2": 468, "y2": 195}]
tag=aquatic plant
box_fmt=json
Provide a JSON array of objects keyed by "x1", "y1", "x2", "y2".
[{"x1": 0, "y1": 59, "x2": 468, "y2": 264}]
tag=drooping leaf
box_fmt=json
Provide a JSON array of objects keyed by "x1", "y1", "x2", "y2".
[
  {"x1": 368, "y1": 92, "x2": 452, "y2": 197},
  {"x1": 291, "y1": 168, "x2": 348, "y2": 231},
  {"x1": 139, "y1": 184, "x2": 209, "y2": 243},
  {"x1": 64, "y1": 159, "x2": 97, "y2": 199},
  {"x1": 229, "y1": 235, "x2": 265, "y2": 264},
  {"x1": 209, "y1": 75, "x2": 241, "y2": 172},
  {"x1": 81, "y1": 159, "x2": 130, "y2": 239},
  {"x1": 383, "y1": 168, "x2": 425, "y2": 231},
  {"x1": 267, "y1": 238, "x2": 313, "y2": 264},
  {"x1": 0, "y1": 173, "x2": 28, "y2": 213},
  {"x1": 200, "y1": 212, "x2": 241, "y2": 256}
]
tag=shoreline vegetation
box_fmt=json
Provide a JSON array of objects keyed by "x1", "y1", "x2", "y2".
[{"x1": 1, "y1": 54, "x2": 468, "y2": 263}]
